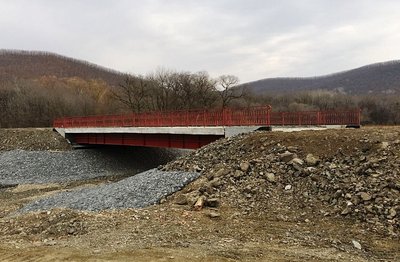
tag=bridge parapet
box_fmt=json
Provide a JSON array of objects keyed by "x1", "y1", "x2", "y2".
[
  {"x1": 53, "y1": 106, "x2": 272, "y2": 128},
  {"x1": 270, "y1": 109, "x2": 361, "y2": 127},
  {"x1": 53, "y1": 106, "x2": 361, "y2": 149}
]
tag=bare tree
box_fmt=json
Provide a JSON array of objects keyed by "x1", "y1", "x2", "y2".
[
  {"x1": 193, "y1": 71, "x2": 218, "y2": 108},
  {"x1": 217, "y1": 75, "x2": 245, "y2": 109},
  {"x1": 169, "y1": 72, "x2": 194, "y2": 110},
  {"x1": 147, "y1": 68, "x2": 175, "y2": 111},
  {"x1": 147, "y1": 69, "x2": 219, "y2": 111},
  {"x1": 111, "y1": 75, "x2": 150, "y2": 113}
]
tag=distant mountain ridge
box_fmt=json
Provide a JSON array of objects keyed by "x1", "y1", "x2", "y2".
[
  {"x1": 0, "y1": 49, "x2": 125, "y2": 86},
  {"x1": 1, "y1": 49, "x2": 400, "y2": 95},
  {"x1": 245, "y1": 60, "x2": 400, "y2": 95}
]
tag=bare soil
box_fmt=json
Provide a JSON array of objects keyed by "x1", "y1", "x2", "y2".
[
  {"x1": 0, "y1": 127, "x2": 399, "y2": 261},
  {"x1": 0, "y1": 128, "x2": 71, "y2": 151}
]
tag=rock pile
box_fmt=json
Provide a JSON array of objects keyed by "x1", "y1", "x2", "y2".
[{"x1": 163, "y1": 128, "x2": 399, "y2": 236}]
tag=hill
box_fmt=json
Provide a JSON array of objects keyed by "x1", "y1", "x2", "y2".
[
  {"x1": 0, "y1": 49, "x2": 125, "y2": 86},
  {"x1": 246, "y1": 60, "x2": 400, "y2": 95},
  {"x1": 0, "y1": 50, "x2": 125, "y2": 128}
]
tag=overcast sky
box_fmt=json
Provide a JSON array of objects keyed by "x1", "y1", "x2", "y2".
[{"x1": 1, "y1": 0, "x2": 400, "y2": 82}]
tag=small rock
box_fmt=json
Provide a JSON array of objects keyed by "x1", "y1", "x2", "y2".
[
  {"x1": 206, "y1": 198, "x2": 220, "y2": 208},
  {"x1": 240, "y1": 162, "x2": 250, "y2": 172},
  {"x1": 210, "y1": 178, "x2": 223, "y2": 188},
  {"x1": 359, "y1": 192, "x2": 372, "y2": 201},
  {"x1": 265, "y1": 173, "x2": 276, "y2": 183},
  {"x1": 287, "y1": 146, "x2": 298, "y2": 152},
  {"x1": 215, "y1": 168, "x2": 229, "y2": 178},
  {"x1": 289, "y1": 158, "x2": 304, "y2": 166},
  {"x1": 192, "y1": 165, "x2": 202, "y2": 172},
  {"x1": 380, "y1": 142, "x2": 389, "y2": 149},
  {"x1": 352, "y1": 240, "x2": 362, "y2": 250},
  {"x1": 284, "y1": 185, "x2": 292, "y2": 191},
  {"x1": 67, "y1": 227, "x2": 76, "y2": 235},
  {"x1": 234, "y1": 170, "x2": 244, "y2": 178},
  {"x1": 388, "y1": 207, "x2": 397, "y2": 219},
  {"x1": 341, "y1": 207, "x2": 351, "y2": 215},
  {"x1": 194, "y1": 196, "x2": 207, "y2": 211},
  {"x1": 174, "y1": 195, "x2": 188, "y2": 205},
  {"x1": 305, "y1": 154, "x2": 320, "y2": 166},
  {"x1": 280, "y1": 151, "x2": 296, "y2": 163},
  {"x1": 43, "y1": 239, "x2": 57, "y2": 246},
  {"x1": 208, "y1": 211, "x2": 221, "y2": 218}
]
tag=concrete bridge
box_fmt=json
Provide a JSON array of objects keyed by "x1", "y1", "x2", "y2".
[{"x1": 53, "y1": 106, "x2": 360, "y2": 149}]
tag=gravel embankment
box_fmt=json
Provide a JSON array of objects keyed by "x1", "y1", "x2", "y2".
[
  {"x1": 18, "y1": 169, "x2": 200, "y2": 212},
  {"x1": 0, "y1": 147, "x2": 181, "y2": 186}
]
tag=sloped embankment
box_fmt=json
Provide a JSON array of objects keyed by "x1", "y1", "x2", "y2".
[
  {"x1": 163, "y1": 127, "x2": 399, "y2": 237},
  {"x1": 0, "y1": 128, "x2": 71, "y2": 151}
]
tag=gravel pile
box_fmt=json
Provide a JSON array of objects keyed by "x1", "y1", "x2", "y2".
[
  {"x1": 0, "y1": 147, "x2": 181, "y2": 186},
  {"x1": 163, "y1": 128, "x2": 400, "y2": 237},
  {"x1": 18, "y1": 169, "x2": 200, "y2": 212}
]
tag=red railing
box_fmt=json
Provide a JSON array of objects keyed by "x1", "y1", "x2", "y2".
[
  {"x1": 270, "y1": 109, "x2": 361, "y2": 126},
  {"x1": 53, "y1": 107, "x2": 361, "y2": 128},
  {"x1": 53, "y1": 106, "x2": 272, "y2": 128}
]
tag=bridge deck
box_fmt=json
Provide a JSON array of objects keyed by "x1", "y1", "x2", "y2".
[{"x1": 53, "y1": 107, "x2": 360, "y2": 149}]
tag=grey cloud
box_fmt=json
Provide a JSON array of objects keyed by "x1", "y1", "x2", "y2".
[{"x1": 0, "y1": 0, "x2": 399, "y2": 82}]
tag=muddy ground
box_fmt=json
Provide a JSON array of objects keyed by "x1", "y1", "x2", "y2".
[{"x1": 0, "y1": 127, "x2": 399, "y2": 261}]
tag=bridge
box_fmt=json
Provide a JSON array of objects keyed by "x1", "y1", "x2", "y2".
[{"x1": 53, "y1": 106, "x2": 360, "y2": 149}]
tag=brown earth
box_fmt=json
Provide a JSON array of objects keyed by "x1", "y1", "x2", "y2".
[
  {"x1": 0, "y1": 127, "x2": 399, "y2": 261},
  {"x1": 0, "y1": 128, "x2": 71, "y2": 151}
]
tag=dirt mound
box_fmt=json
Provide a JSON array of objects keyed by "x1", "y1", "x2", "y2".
[
  {"x1": 1, "y1": 209, "x2": 89, "y2": 242},
  {"x1": 163, "y1": 127, "x2": 399, "y2": 237},
  {"x1": 0, "y1": 128, "x2": 70, "y2": 151}
]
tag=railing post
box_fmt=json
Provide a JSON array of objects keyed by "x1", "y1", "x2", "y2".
[
  {"x1": 203, "y1": 110, "x2": 206, "y2": 126},
  {"x1": 222, "y1": 108, "x2": 226, "y2": 126},
  {"x1": 298, "y1": 112, "x2": 301, "y2": 126}
]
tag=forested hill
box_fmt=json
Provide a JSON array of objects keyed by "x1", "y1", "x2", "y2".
[
  {"x1": 246, "y1": 60, "x2": 400, "y2": 95},
  {"x1": 0, "y1": 50, "x2": 127, "y2": 128},
  {"x1": 0, "y1": 50, "x2": 125, "y2": 86}
]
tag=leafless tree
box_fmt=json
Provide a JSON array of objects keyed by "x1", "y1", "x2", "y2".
[
  {"x1": 193, "y1": 71, "x2": 218, "y2": 108},
  {"x1": 217, "y1": 75, "x2": 245, "y2": 109},
  {"x1": 147, "y1": 68, "x2": 174, "y2": 111},
  {"x1": 111, "y1": 75, "x2": 150, "y2": 113}
]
